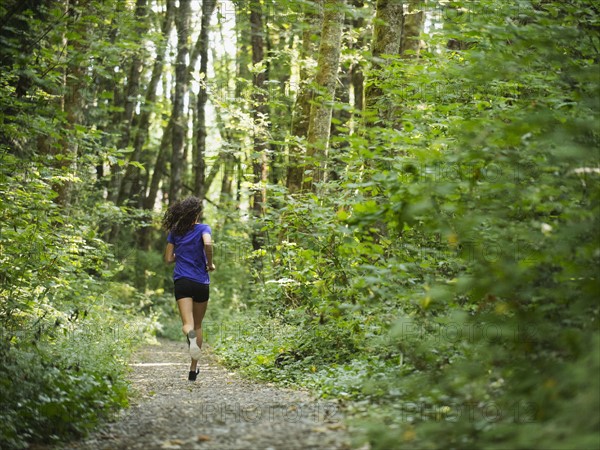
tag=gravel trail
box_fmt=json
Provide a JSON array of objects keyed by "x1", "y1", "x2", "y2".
[{"x1": 59, "y1": 339, "x2": 350, "y2": 450}]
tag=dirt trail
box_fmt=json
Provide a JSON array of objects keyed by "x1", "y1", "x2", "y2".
[{"x1": 60, "y1": 339, "x2": 350, "y2": 450}]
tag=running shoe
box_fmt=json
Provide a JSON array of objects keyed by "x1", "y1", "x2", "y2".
[
  {"x1": 188, "y1": 369, "x2": 199, "y2": 381},
  {"x1": 187, "y1": 329, "x2": 202, "y2": 360}
]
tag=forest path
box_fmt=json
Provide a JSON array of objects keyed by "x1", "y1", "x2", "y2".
[{"x1": 61, "y1": 339, "x2": 350, "y2": 450}]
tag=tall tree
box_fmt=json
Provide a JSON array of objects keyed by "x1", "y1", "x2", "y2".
[
  {"x1": 118, "y1": 0, "x2": 175, "y2": 207},
  {"x1": 329, "y1": 62, "x2": 351, "y2": 181},
  {"x1": 120, "y1": 0, "x2": 148, "y2": 150},
  {"x1": 58, "y1": 0, "x2": 87, "y2": 206},
  {"x1": 211, "y1": 13, "x2": 238, "y2": 214},
  {"x1": 364, "y1": 0, "x2": 403, "y2": 119},
  {"x1": 365, "y1": 0, "x2": 424, "y2": 122},
  {"x1": 138, "y1": 120, "x2": 171, "y2": 249},
  {"x1": 250, "y1": 0, "x2": 268, "y2": 250},
  {"x1": 350, "y1": 0, "x2": 367, "y2": 114},
  {"x1": 303, "y1": 0, "x2": 345, "y2": 191},
  {"x1": 286, "y1": 0, "x2": 324, "y2": 193},
  {"x1": 265, "y1": 3, "x2": 293, "y2": 188},
  {"x1": 169, "y1": 0, "x2": 191, "y2": 204},
  {"x1": 193, "y1": 0, "x2": 217, "y2": 205}
]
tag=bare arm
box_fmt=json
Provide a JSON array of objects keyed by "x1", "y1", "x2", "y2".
[
  {"x1": 202, "y1": 233, "x2": 215, "y2": 271},
  {"x1": 164, "y1": 243, "x2": 176, "y2": 264}
]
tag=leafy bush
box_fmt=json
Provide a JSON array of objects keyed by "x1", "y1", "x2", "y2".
[
  {"x1": 211, "y1": 2, "x2": 599, "y2": 449},
  {"x1": 0, "y1": 153, "x2": 157, "y2": 449}
]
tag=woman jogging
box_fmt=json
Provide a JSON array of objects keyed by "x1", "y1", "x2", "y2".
[{"x1": 162, "y1": 196, "x2": 215, "y2": 381}]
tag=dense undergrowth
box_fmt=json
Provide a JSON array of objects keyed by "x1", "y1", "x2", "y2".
[
  {"x1": 203, "y1": 3, "x2": 600, "y2": 449},
  {"x1": 0, "y1": 154, "x2": 157, "y2": 449},
  {"x1": 1, "y1": 1, "x2": 598, "y2": 450}
]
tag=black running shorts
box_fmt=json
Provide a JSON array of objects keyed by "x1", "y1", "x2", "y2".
[{"x1": 174, "y1": 278, "x2": 210, "y2": 303}]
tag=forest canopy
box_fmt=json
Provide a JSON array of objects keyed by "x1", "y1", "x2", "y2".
[{"x1": 0, "y1": 0, "x2": 598, "y2": 449}]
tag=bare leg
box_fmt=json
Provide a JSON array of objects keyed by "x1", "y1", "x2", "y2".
[
  {"x1": 176, "y1": 297, "x2": 195, "y2": 336},
  {"x1": 190, "y1": 301, "x2": 208, "y2": 371}
]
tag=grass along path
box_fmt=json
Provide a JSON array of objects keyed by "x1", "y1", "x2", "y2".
[{"x1": 57, "y1": 339, "x2": 350, "y2": 450}]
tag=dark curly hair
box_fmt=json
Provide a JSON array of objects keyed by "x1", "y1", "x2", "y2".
[{"x1": 162, "y1": 196, "x2": 203, "y2": 236}]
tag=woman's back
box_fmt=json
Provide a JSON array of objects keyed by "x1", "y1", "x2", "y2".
[{"x1": 168, "y1": 223, "x2": 212, "y2": 284}]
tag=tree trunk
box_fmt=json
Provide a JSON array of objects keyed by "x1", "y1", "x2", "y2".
[
  {"x1": 145, "y1": 120, "x2": 172, "y2": 212},
  {"x1": 351, "y1": 65, "x2": 364, "y2": 111},
  {"x1": 329, "y1": 61, "x2": 351, "y2": 181},
  {"x1": 350, "y1": 0, "x2": 366, "y2": 114},
  {"x1": 250, "y1": 0, "x2": 269, "y2": 250},
  {"x1": 400, "y1": 0, "x2": 424, "y2": 56},
  {"x1": 212, "y1": 89, "x2": 236, "y2": 211},
  {"x1": 211, "y1": 19, "x2": 238, "y2": 215},
  {"x1": 88, "y1": 3, "x2": 124, "y2": 197},
  {"x1": 219, "y1": 152, "x2": 236, "y2": 209},
  {"x1": 57, "y1": 0, "x2": 86, "y2": 206},
  {"x1": 365, "y1": 0, "x2": 424, "y2": 123},
  {"x1": 364, "y1": 0, "x2": 403, "y2": 119},
  {"x1": 303, "y1": 0, "x2": 345, "y2": 191},
  {"x1": 286, "y1": 0, "x2": 324, "y2": 193},
  {"x1": 137, "y1": 120, "x2": 171, "y2": 250},
  {"x1": 169, "y1": 0, "x2": 191, "y2": 204},
  {"x1": 193, "y1": 0, "x2": 217, "y2": 203},
  {"x1": 118, "y1": 0, "x2": 174, "y2": 206},
  {"x1": 120, "y1": 0, "x2": 148, "y2": 147},
  {"x1": 105, "y1": 0, "x2": 135, "y2": 205}
]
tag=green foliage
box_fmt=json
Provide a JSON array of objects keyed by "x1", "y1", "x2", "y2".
[
  {"x1": 0, "y1": 1, "x2": 177, "y2": 442},
  {"x1": 211, "y1": 1, "x2": 599, "y2": 449},
  {"x1": 0, "y1": 319, "x2": 131, "y2": 449},
  {"x1": 0, "y1": 151, "x2": 158, "y2": 449},
  {"x1": 1, "y1": 0, "x2": 598, "y2": 449},
  {"x1": 208, "y1": 220, "x2": 255, "y2": 309}
]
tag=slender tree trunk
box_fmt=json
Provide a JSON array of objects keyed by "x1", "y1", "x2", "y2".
[
  {"x1": 271, "y1": 31, "x2": 295, "y2": 188},
  {"x1": 351, "y1": 66, "x2": 364, "y2": 111},
  {"x1": 329, "y1": 62, "x2": 351, "y2": 181},
  {"x1": 350, "y1": 0, "x2": 366, "y2": 115},
  {"x1": 105, "y1": 0, "x2": 135, "y2": 204},
  {"x1": 169, "y1": 0, "x2": 191, "y2": 204},
  {"x1": 210, "y1": 20, "x2": 237, "y2": 214},
  {"x1": 236, "y1": 157, "x2": 242, "y2": 208},
  {"x1": 303, "y1": 0, "x2": 345, "y2": 191},
  {"x1": 57, "y1": 0, "x2": 86, "y2": 207},
  {"x1": 118, "y1": 0, "x2": 175, "y2": 206},
  {"x1": 193, "y1": 0, "x2": 217, "y2": 203},
  {"x1": 107, "y1": 0, "x2": 149, "y2": 243},
  {"x1": 121, "y1": 0, "x2": 148, "y2": 146},
  {"x1": 235, "y1": 4, "x2": 251, "y2": 99},
  {"x1": 234, "y1": 3, "x2": 250, "y2": 218},
  {"x1": 145, "y1": 120, "x2": 172, "y2": 212},
  {"x1": 219, "y1": 152, "x2": 235, "y2": 207},
  {"x1": 212, "y1": 91, "x2": 235, "y2": 210},
  {"x1": 137, "y1": 120, "x2": 171, "y2": 249},
  {"x1": 182, "y1": 99, "x2": 192, "y2": 187},
  {"x1": 364, "y1": 0, "x2": 403, "y2": 119},
  {"x1": 286, "y1": 0, "x2": 324, "y2": 193},
  {"x1": 385, "y1": 0, "x2": 425, "y2": 124},
  {"x1": 89, "y1": 5, "x2": 124, "y2": 196},
  {"x1": 265, "y1": 14, "x2": 277, "y2": 187},
  {"x1": 250, "y1": 0, "x2": 268, "y2": 250}
]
